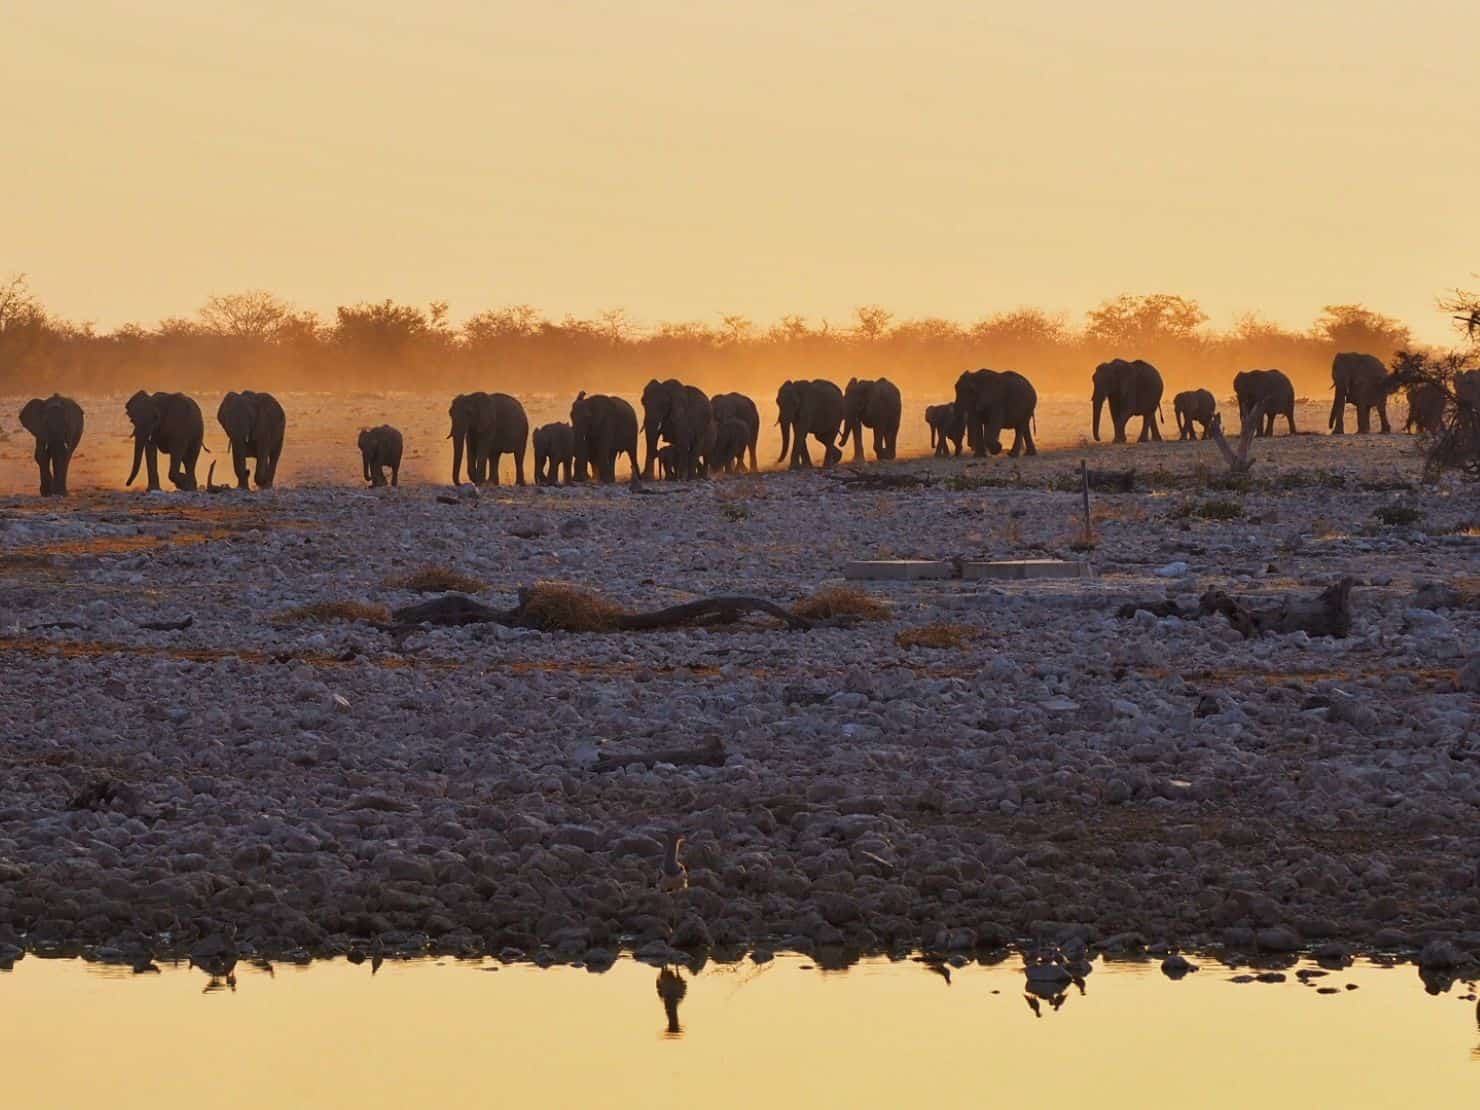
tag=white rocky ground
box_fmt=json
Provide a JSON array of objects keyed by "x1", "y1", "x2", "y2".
[{"x1": 0, "y1": 402, "x2": 1477, "y2": 972}]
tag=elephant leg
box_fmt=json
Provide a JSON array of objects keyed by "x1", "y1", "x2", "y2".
[
  {"x1": 143, "y1": 445, "x2": 161, "y2": 491},
  {"x1": 1286, "y1": 411, "x2": 1297, "y2": 436},
  {"x1": 391, "y1": 464, "x2": 399, "y2": 487},
  {"x1": 36, "y1": 455, "x2": 52, "y2": 496},
  {"x1": 232, "y1": 446, "x2": 249, "y2": 489},
  {"x1": 1377, "y1": 402, "x2": 1391, "y2": 433},
  {"x1": 513, "y1": 450, "x2": 526, "y2": 486},
  {"x1": 1356, "y1": 406, "x2": 1370, "y2": 434},
  {"x1": 1022, "y1": 425, "x2": 1037, "y2": 456}
]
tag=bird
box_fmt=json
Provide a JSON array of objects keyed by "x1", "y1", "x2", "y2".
[{"x1": 659, "y1": 830, "x2": 688, "y2": 893}]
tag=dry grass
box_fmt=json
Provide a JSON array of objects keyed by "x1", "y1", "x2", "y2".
[
  {"x1": 895, "y1": 622, "x2": 975, "y2": 650},
  {"x1": 791, "y1": 586, "x2": 891, "y2": 622},
  {"x1": 515, "y1": 581, "x2": 627, "y2": 631},
  {"x1": 272, "y1": 601, "x2": 390, "y2": 625},
  {"x1": 385, "y1": 565, "x2": 486, "y2": 594}
]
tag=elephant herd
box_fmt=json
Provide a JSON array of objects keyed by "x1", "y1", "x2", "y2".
[{"x1": 11, "y1": 352, "x2": 1453, "y2": 496}]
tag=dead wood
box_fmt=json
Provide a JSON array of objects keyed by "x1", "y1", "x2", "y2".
[
  {"x1": 1118, "y1": 578, "x2": 1355, "y2": 639},
  {"x1": 592, "y1": 735, "x2": 726, "y2": 772},
  {"x1": 387, "y1": 588, "x2": 813, "y2": 634},
  {"x1": 828, "y1": 468, "x2": 932, "y2": 490},
  {"x1": 136, "y1": 615, "x2": 194, "y2": 632},
  {"x1": 1198, "y1": 577, "x2": 1354, "y2": 639},
  {"x1": 1207, "y1": 400, "x2": 1267, "y2": 474}
]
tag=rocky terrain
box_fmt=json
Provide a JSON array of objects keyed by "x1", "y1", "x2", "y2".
[{"x1": 0, "y1": 406, "x2": 1477, "y2": 975}]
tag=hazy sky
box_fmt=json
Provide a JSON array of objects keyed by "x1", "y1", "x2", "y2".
[{"x1": 6, "y1": 1, "x2": 1476, "y2": 340}]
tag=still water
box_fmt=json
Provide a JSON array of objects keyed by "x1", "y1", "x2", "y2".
[{"x1": 1, "y1": 954, "x2": 1476, "y2": 1108}]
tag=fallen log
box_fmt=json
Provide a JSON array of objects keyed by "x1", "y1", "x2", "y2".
[
  {"x1": 1199, "y1": 577, "x2": 1354, "y2": 639},
  {"x1": 1116, "y1": 577, "x2": 1355, "y2": 638},
  {"x1": 136, "y1": 615, "x2": 194, "y2": 632},
  {"x1": 388, "y1": 585, "x2": 813, "y2": 634},
  {"x1": 592, "y1": 735, "x2": 726, "y2": 772},
  {"x1": 828, "y1": 468, "x2": 932, "y2": 490}
]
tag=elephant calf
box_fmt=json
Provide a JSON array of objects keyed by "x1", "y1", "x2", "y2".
[
  {"x1": 709, "y1": 418, "x2": 751, "y2": 474},
  {"x1": 656, "y1": 444, "x2": 682, "y2": 480},
  {"x1": 925, "y1": 403, "x2": 964, "y2": 458},
  {"x1": 358, "y1": 425, "x2": 403, "y2": 487},
  {"x1": 20, "y1": 395, "x2": 84, "y2": 496},
  {"x1": 1172, "y1": 389, "x2": 1217, "y2": 440},
  {"x1": 534, "y1": 422, "x2": 576, "y2": 485}
]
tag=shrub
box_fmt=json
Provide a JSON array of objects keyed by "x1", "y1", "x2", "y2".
[
  {"x1": 792, "y1": 586, "x2": 891, "y2": 621},
  {"x1": 384, "y1": 565, "x2": 486, "y2": 593}
]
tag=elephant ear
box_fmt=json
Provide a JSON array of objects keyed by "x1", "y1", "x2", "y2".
[{"x1": 20, "y1": 400, "x2": 43, "y2": 436}]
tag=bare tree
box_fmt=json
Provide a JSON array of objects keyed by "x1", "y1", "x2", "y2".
[{"x1": 199, "y1": 290, "x2": 296, "y2": 341}]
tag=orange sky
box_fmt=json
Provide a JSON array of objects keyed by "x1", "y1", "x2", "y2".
[{"x1": 5, "y1": 1, "x2": 1476, "y2": 341}]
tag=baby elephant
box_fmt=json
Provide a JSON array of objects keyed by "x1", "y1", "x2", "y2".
[
  {"x1": 709, "y1": 418, "x2": 751, "y2": 474},
  {"x1": 1173, "y1": 389, "x2": 1217, "y2": 440},
  {"x1": 656, "y1": 444, "x2": 682, "y2": 480},
  {"x1": 533, "y1": 422, "x2": 576, "y2": 485},
  {"x1": 358, "y1": 425, "x2": 403, "y2": 487},
  {"x1": 925, "y1": 403, "x2": 965, "y2": 457}
]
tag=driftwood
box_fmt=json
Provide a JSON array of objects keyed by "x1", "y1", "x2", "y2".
[
  {"x1": 136, "y1": 615, "x2": 194, "y2": 632},
  {"x1": 204, "y1": 462, "x2": 234, "y2": 494},
  {"x1": 592, "y1": 735, "x2": 726, "y2": 773},
  {"x1": 1207, "y1": 400, "x2": 1267, "y2": 474},
  {"x1": 388, "y1": 590, "x2": 812, "y2": 633},
  {"x1": 1117, "y1": 577, "x2": 1355, "y2": 639}
]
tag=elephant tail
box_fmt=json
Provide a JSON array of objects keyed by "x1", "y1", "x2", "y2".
[{"x1": 1156, "y1": 403, "x2": 1164, "y2": 424}]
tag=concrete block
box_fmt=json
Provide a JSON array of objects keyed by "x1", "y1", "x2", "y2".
[
  {"x1": 961, "y1": 559, "x2": 1089, "y2": 581},
  {"x1": 844, "y1": 559, "x2": 955, "y2": 581}
]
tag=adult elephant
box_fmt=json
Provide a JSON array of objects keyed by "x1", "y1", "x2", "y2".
[
  {"x1": 640, "y1": 379, "x2": 711, "y2": 481},
  {"x1": 358, "y1": 425, "x2": 402, "y2": 487},
  {"x1": 776, "y1": 379, "x2": 844, "y2": 469},
  {"x1": 449, "y1": 392, "x2": 529, "y2": 485},
  {"x1": 1329, "y1": 353, "x2": 1396, "y2": 434},
  {"x1": 1172, "y1": 389, "x2": 1216, "y2": 440},
  {"x1": 217, "y1": 390, "x2": 286, "y2": 489},
  {"x1": 925, "y1": 403, "x2": 965, "y2": 458},
  {"x1": 1232, "y1": 369, "x2": 1296, "y2": 437},
  {"x1": 19, "y1": 395, "x2": 84, "y2": 496},
  {"x1": 125, "y1": 391, "x2": 205, "y2": 491},
  {"x1": 955, "y1": 369, "x2": 1038, "y2": 457},
  {"x1": 840, "y1": 377, "x2": 902, "y2": 462},
  {"x1": 710, "y1": 392, "x2": 760, "y2": 472},
  {"x1": 1092, "y1": 359, "x2": 1164, "y2": 443},
  {"x1": 1404, "y1": 382, "x2": 1445, "y2": 435},
  {"x1": 570, "y1": 392, "x2": 639, "y2": 483}
]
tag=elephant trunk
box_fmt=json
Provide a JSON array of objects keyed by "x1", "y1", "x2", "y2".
[
  {"x1": 1092, "y1": 390, "x2": 1105, "y2": 442},
  {"x1": 126, "y1": 434, "x2": 144, "y2": 486},
  {"x1": 1328, "y1": 388, "x2": 1343, "y2": 430},
  {"x1": 451, "y1": 429, "x2": 465, "y2": 485},
  {"x1": 777, "y1": 418, "x2": 791, "y2": 464}
]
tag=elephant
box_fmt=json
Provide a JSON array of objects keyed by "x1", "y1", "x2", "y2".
[
  {"x1": 1329, "y1": 352, "x2": 1397, "y2": 434},
  {"x1": 776, "y1": 379, "x2": 844, "y2": 469},
  {"x1": 358, "y1": 425, "x2": 402, "y2": 487},
  {"x1": 533, "y1": 422, "x2": 576, "y2": 485},
  {"x1": 1092, "y1": 359, "x2": 1164, "y2": 443},
  {"x1": 449, "y1": 392, "x2": 529, "y2": 485},
  {"x1": 656, "y1": 444, "x2": 681, "y2": 480},
  {"x1": 954, "y1": 369, "x2": 1038, "y2": 457},
  {"x1": 1404, "y1": 382, "x2": 1446, "y2": 435},
  {"x1": 216, "y1": 390, "x2": 285, "y2": 489},
  {"x1": 570, "y1": 392, "x2": 640, "y2": 483},
  {"x1": 641, "y1": 379, "x2": 712, "y2": 481},
  {"x1": 1172, "y1": 389, "x2": 1217, "y2": 440},
  {"x1": 925, "y1": 403, "x2": 965, "y2": 458},
  {"x1": 710, "y1": 392, "x2": 760, "y2": 472},
  {"x1": 839, "y1": 377, "x2": 902, "y2": 462},
  {"x1": 19, "y1": 395, "x2": 84, "y2": 496},
  {"x1": 1232, "y1": 369, "x2": 1296, "y2": 437},
  {"x1": 125, "y1": 390, "x2": 205, "y2": 491},
  {"x1": 709, "y1": 417, "x2": 752, "y2": 474}
]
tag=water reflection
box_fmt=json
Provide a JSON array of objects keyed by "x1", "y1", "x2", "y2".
[
  {"x1": 2, "y1": 953, "x2": 1477, "y2": 1109},
  {"x1": 656, "y1": 966, "x2": 687, "y2": 1038}
]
